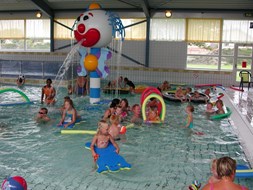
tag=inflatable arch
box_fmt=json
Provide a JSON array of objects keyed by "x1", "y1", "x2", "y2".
[
  {"x1": 142, "y1": 93, "x2": 166, "y2": 123},
  {"x1": 0, "y1": 88, "x2": 32, "y2": 106}
]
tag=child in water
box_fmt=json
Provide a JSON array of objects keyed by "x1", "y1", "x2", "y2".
[
  {"x1": 182, "y1": 104, "x2": 194, "y2": 128},
  {"x1": 215, "y1": 99, "x2": 225, "y2": 114},
  {"x1": 206, "y1": 102, "x2": 215, "y2": 113},
  {"x1": 90, "y1": 120, "x2": 120, "y2": 161},
  {"x1": 208, "y1": 159, "x2": 220, "y2": 184},
  {"x1": 147, "y1": 106, "x2": 160, "y2": 122},
  {"x1": 58, "y1": 99, "x2": 77, "y2": 128},
  {"x1": 131, "y1": 104, "x2": 142, "y2": 124}
]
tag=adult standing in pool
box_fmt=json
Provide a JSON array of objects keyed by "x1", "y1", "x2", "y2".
[
  {"x1": 41, "y1": 78, "x2": 56, "y2": 105},
  {"x1": 202, "y1": 156, "x2": 249, "y2": 190}
]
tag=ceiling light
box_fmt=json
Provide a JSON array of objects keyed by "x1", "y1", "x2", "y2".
[
  {"x1": 36, "y1": 11, "x2": 42, "y2": 18},
  {"x1": 165, "y1": 10, "x2": 172, "y2": 18}
]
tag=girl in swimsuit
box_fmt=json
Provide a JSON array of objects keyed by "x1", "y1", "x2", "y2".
[
  {"x1": 90, "y1": 120, "x2": 120, "y2": 161},
  {"x1": 58, "y1": 99, "x2": 77, "y2": 128},
  {"x1": 182, "y1": 105, "x2": 194, "y2": 128},
  {"x1": 202, "y1": 156, "x2": 249, "y2": 190}
]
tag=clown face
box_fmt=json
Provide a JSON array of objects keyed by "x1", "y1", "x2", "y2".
[{"x1": 74, "y1": 10, "x2": 112, "y2": 48}]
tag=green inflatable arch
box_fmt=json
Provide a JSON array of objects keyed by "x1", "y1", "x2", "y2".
[{"x1": 0, "y1": 88, "x2": 31, "y2": 102}]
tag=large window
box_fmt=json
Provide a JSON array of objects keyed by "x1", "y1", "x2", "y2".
[
  {"x1": 187, "y1": 42, "x2": 219, "y2": 69},
  {"x1": 0, "y1": 19, "x2": 50, "y2": 52},
  {"x1": 186, "y1": 19, "x2": 221, "y2": 42},
  {"x1": 54, "y1": 19, "x2": 76, "y2": 39},
  {"x1": 121, "y1": 19, "x2": 146, "y2": 40},
  {"x1": 186, "y1": 19, "x2": 253, "y2": 70},
  {"x1": 150, "y1": 19, "x2": 185, "y2": 41}
]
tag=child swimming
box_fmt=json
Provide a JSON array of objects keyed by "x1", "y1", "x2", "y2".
[
  {"x1": 206, "y1": 102, "x2": 215, "y2": 113},
  {"x1": 90, "y1": 120, "x2": 120, "y2": 161},
  {"x1": 215, "y1": 99, "x2": 225, "y2": 114}
]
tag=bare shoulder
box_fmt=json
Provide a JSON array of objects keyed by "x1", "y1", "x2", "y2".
[{"x1": 201, "y1": 183, "x2": 210, "y2": 190}]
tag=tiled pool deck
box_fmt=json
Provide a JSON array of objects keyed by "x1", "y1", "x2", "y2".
[{"x1": 225, "y1": 87, "x2": 253, "y2": 166}]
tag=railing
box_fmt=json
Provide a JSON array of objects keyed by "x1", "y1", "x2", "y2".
[{"x1": 0, "y1": 59, "x2": 75, "y2": 80}]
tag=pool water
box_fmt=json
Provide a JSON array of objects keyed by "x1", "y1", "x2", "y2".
[{"x1": 0, "y1": 85, "x2": 253, "y2": 190}]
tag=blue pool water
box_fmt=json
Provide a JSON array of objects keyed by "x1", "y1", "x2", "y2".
[{"x1": 0, "y1": 85, "x2": 253, "y2": 189}]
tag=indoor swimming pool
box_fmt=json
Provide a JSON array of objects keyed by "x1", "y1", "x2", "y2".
[{"x1": 0, "y1": 85, "x2": 252, "y2": 189}]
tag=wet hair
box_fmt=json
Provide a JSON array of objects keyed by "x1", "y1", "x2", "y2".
[
  {"x1": 132, "y1": 104, "x2": 140, "y2": 110},
  {"x1": 64, "y1": 96, "x2": 71, "y2": 101},
  {"x1": 187, "y1": 105, "x2": 194, "y2": 112},
  {"x1": 97, "y1": 120, "x2": 109, "y2": 134},
  {"x1": 64, "y1": 99, "x2": 74, "y2": 108},
  {"x1": 41, "y1": 107, "x2": 48, "y2": 114},
  {"x1": 216, "y1": 156, "x2": 236, "y2": 178},
  {"x1": 46, "y1": 78, "x2": 52, "y2": 83},
  {"x1": 216, "y1": 99, "x2": 223, "y2": 106},
  {"x1": 110, "y1": 98, "x2": 120, "y2": 108}
]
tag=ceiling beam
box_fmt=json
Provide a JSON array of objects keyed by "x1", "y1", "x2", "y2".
[
  {"x1": 140, "y1": 0, "x2": 150, "y2": 18},
  {"x1": 30, "y1": 0, "x2": 54, "y2": 18},
  {"x1": 116, "y1": 0, "x2": 140, "y2": 9}
]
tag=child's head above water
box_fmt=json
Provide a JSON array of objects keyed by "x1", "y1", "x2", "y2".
[
  {"x1": 132, "y1": 104, "x2": 141, "y2": 115},
  {"x1": 215, "y1": 99, "x2": 223, "y2": 108},
  {"x1": 97, "y1": 120, "x2": 110, "y2": 135},
  {"x1": 186, "y1": 104, "x2": 194, "y2": 113}
]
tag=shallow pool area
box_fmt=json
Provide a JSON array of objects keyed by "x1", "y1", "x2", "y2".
[{"x1": 0, "y1": 85, "x2": 253, "y2": 189}]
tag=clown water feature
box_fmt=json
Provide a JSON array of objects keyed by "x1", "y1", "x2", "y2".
[{"x1": 74, "y1": 3, "x2": 124, "y2": 103}]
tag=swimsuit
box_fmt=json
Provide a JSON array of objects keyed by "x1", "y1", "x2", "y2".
[
  {"x1": 187, "y1": 115, "x2": 194, "y2": 129},
  {"x1": 43, "y1": 86, "x2": 55, "y2": 104},
  {"x1": 210, "y1": 183, "x2": 246, "y2": 190},
  {"x1": 64, "y1": 110, "x2": 73, "y2": 123}
]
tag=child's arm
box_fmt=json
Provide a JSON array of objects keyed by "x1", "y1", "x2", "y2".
[
  {"x1": 41, "y1": 88, "x2": 44, "y2": 104},
  {"x1": 109, "y1": 135, "x2": 120, "y2": 154},
  {"x1": 58, "y1": 110, "x2": 66, "y2": 126},
  {"x1": 90, "y1": 135, "x2": 98, "y2": 157}
]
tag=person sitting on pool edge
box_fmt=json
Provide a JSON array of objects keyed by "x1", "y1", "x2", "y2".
[
  {"x1": 202, "y1": 156, "x2": 249, "y2": 190},
  {"x1": 36, "y1": 107, "x2": 50, "y2": 122},
  {"x1": 41, "y1": 78, "x2": 56, "y2": 105}
]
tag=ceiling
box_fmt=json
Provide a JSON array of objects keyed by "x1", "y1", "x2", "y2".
[{"x1": 0, "y1": 0, "x2": 253, "y2": 18}]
